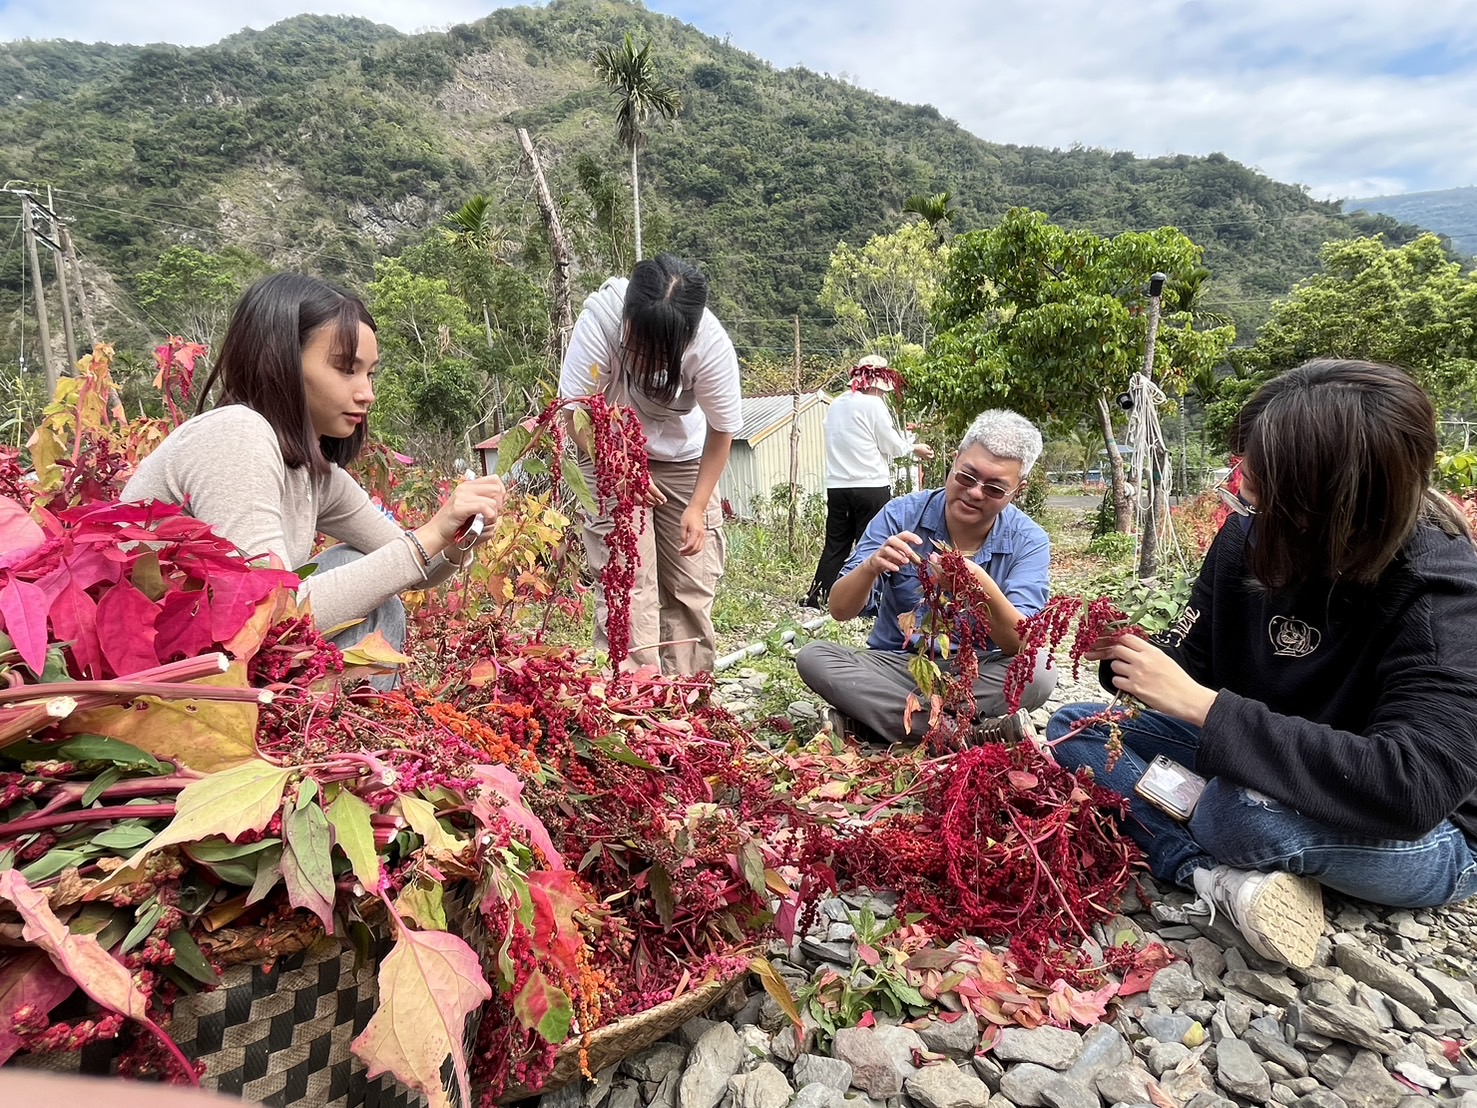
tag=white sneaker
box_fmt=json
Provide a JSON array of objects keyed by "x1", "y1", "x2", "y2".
[{"x1": 1190, "y1": 865, "x2": 1324, "y2": 968}]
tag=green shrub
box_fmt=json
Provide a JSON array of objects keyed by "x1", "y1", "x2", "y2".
[
  {"x1": 1086, "y1": 531, "x2": 1135, "y2": 562},
  {"x1": 1016, "y1": 472, "x2": 1048, "y2": 520}
]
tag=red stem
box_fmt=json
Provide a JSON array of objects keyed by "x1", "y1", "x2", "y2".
[{"x1": 0, "y1": 802, "x2": 176, "y2": 838}]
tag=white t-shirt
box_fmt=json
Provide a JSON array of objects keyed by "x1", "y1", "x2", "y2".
[
  {"x1": 559, "y1": 278, "x2": 743, "y2": 463},
  {"x1": 824, "y1": 389, "x2": 914, "y2": 488}
]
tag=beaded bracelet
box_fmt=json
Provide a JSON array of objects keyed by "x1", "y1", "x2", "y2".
[{"x1": 402, "y1": 531, "x2": 433, "y2": 580}]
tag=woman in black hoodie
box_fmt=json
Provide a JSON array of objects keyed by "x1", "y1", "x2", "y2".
[{"x1": 1050, "y1": 359, "x2": 1477, "y2": 967}]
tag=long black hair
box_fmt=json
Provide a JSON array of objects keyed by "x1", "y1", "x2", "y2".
[
  {"x1": 196, "y1": 272, "x2": 376, "y2": 474},
  {"x1": 621, "y1": 254, "x2": 707, "y2": 403},
  {"x1": 1230, "y1": 358, "x2": 1463, "y2": 589}
]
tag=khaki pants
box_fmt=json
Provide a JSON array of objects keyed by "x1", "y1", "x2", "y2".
[{"x1": 580, "y1": 458, "x2": 726, "y2": 674}]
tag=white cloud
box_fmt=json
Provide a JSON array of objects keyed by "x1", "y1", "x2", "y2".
[{"x1": 2, "y1": 0, "x2": 1474, "y2": 197}]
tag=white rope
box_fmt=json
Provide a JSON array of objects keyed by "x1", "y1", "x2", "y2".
[{"x1": 1125, "y1": 372, "x2": 1186, "y2": 572}]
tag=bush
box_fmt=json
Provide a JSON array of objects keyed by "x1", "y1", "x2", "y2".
[
  {"x1": 1086, "y1": 531, "x2": 1135, "y2": 562},
  {"x1": 1090, "y1": 489, "x2": 1117, "y2": 539},
  {"x1": 1016, "y1": 472, "x2": 1048, "y2": 520}
]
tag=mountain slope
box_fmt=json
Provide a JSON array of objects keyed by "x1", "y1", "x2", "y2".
[
  {"x1": 1345, "y1": 187, "x2": 1477, "y2": 260},
  {"x1": 0, "y1": 0, "x2": 1430, "y2": 363}
]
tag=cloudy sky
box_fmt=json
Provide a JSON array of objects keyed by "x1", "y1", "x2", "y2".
[{"x1": 3, "y1": 0, "x2": 1474, "y2": 200}]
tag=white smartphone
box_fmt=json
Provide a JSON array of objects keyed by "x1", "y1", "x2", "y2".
[{"x1": 1134, "y1": 755, "x2": 1208, "y2": 821}]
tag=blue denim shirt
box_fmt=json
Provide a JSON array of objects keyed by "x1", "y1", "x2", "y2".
[{"x1": 840, "y1": 489, "x2": 1052, "y2": 652}]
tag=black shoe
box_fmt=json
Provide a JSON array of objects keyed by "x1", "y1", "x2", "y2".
[{"x1": 973, "y1": 709, "x2": 1036, "y2": 746}]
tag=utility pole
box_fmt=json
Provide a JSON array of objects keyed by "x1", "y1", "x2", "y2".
[
  {"x1": 60, "y1": 225, "x2": 95, "y2": 349},
  {"x1": 787, "y1": 315, "x2": 802, "y2": 554},
  {"x1": 19, "y1": 197, "x2": 58, "y2": 395},
  {"x1": 45, "y1": 188, "x2": 78, "y2": 370},
  {"x1": 1137, "y1": 272, "x2": 1170, "y2": 580}
]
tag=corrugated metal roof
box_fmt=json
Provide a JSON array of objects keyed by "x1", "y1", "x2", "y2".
[{"x1": 737, "y1": 391, "x2": 830, "y2": 443}]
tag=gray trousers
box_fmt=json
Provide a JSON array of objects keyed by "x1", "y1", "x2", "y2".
[
  {"x1": 312, "y1": 545, "x2": 407, "y2": 690},
  {"x1": 795, "y1": 641, "x2": 1058, "y2": 744}
]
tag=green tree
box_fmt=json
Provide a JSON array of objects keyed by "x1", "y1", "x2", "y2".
[
  {"x1": 135, "y1": 245, "x2": 265, "y2": 347},
  {"x1": 1229, "y1": 233, "x2": 1477, "y2": 427},
  {"x1": 819, "y1": 221, "x2": 952, "y2": 363},
  {"x1": 591, "y1": 33, "x2": 682, "y2": 263},
  {"x1": 913, "y1": 208, "x2": 1235, "y2": 531},
  {"x1": 366, "y1": 258, "x2": 485, "y2": 462},
  {"x1": 902, "y1": 190, "x2": 957, "y2": 240},
  {"x1": 566, "y1": 154, "x2": 635, "y2": 276}
]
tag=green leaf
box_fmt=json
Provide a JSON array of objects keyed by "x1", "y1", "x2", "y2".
[
  {"x1": 591, "y1": 736, "x2": 663, "y2": 772},
  {"x1": 19, "y1": 848, "x2": 88, "y2": 883},
  {"x1": 349, "y1": 919, "x2": 374, "y2": 971},
  {"x1": 282, "y1": 801, "x2": 335, "y2": 932},
  {"x1": 494, "y1": 424, "x2": 534, "y2": 476},
  {"x1": 120, "y1": 900, "x2": 164, "y2": 954},
  {"x1": 560, "y1": 456, "x2": 597, "y2": 515},
  {"x1": 512, "y1": 966, "x2": 574, "y2": 1043},
  {"x1": 122, "y1": 760, "x2": 293, "y2": 871},
  {"x1": 296, "y1": 778, "x2": 319, "y2": 810},
  {"x1": 398, "y1": 795, "x2": 466, "y2": 862},
  {"x1": 91, "y1": 824, "x2": 160, "y2": 851},
  {"x1": 57, "y1": 735, "x2": 164, "y2": 773},
  {"x1": 246, "y1": 843, "x2": 284, "y2": 906},
  {"x1": 184, "y1": 837, "x2": 282, "y2": 886},
  {"x1": 327, "y1": 789, "x2": 381, "y2": 892},
  {"x1": 81, "y1": 765, "x2": 123, "y2": 807},
  {"x1": 167, "y1": 928, "x2": 220, "y2": 986},
  {"x1": 395, "y1": 878, "x2": 447, "y2": 931},
  {"x1": 648, "y1": 864, "x2": 674, "y2": 928}
]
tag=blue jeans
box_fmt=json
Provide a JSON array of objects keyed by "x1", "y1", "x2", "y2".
[
  {"x1": 1048, "y1": 702, "x2": 1477, "y2": 908},
  {"x1": 312, "y1": 545, "x2": 407, "y2": 691}
]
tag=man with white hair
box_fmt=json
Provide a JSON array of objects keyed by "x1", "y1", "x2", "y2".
[
  {"x1": 796, "y1": 409, "x2": 1057, "y2": 745},
  {"x1": 802, "y1": 354, "x2": 934, "y2": 609}
]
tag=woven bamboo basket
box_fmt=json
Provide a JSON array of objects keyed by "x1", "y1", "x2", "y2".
[{"x1": 496, "y1": 969, "x2": 745, "y2": 1104}]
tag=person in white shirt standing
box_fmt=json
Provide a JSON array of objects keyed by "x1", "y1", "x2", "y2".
[
  {"x1": 803, "y1": 355, "x2": 934, "y2": 608},
  {"x1": 560, "y1": 255, "x2": 742, "y2": 674}
]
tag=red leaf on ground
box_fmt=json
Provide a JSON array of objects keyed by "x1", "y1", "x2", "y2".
[
  {"x1": 0, "y1": 578, "x2": 50, "y2": 673},
  {"x1": 95, "y1": 580, "x2": 160, "y2": 677},
  {"x1": 856, "y1": 1011, "x2": 876, "y2": 1029}
]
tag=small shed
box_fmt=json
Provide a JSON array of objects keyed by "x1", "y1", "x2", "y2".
[
  {"x1": 718, "y1": 392, "x2": 831, "y2": 520},
  {"x1": 472, "y1": 418, "x2": 539, "y2": 477}
]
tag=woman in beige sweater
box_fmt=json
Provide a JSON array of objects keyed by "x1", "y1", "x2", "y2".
[{"x1": 124, "y1": 273, "x2": 505, "y2": 657}]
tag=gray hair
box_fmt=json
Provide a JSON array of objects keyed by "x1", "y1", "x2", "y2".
[{"x1": 958, "y1": 409, "x2": 1043, "y2": 476}]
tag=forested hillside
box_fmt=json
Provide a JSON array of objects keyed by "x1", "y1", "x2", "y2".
[{"x1": 0, "y1": 0, "x2": 1427, "y2": 367}]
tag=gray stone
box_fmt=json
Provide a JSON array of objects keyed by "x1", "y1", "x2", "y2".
[
  {"x1": 1186, "y1": 937, "x2": 1228, "y2": 979},
  {"x1": 1137, "y1": 1013, "x2": 1195, "y2": 1044},
  {"x1": 733, "y1": 993, "x2": 765, "y2": 1028},
  {"x1": 584, "y1": 1066, "x2": 619, "y2": 1108},
  {"x1": 771, "y1": 1012, "x2": 821, "y2": 1063},
  {"x1": 1065, "y1": 1024, "x2": 1131, "y2": 1084},
  {"x1": 1264, "y1": 1061, "x2": 1296, "y2": 1085},
  {"x1": 999, "y1": 1063, "x2": 1059, "y2": 1107},
  {"x1": 1215, "y1": 1037, "x2": 1273, "y2": 1102},
  {"x1": 1147, "y1": 1042, "x2": 1190, "y2": 1076},
  {"x1": 1178, "y1": 1001, "x2": 1217, "y2": 1026},
  {"x1": 1244, "y1": 1026, "x2": 1309, "y2": 1077},
  {"x1": 1185, "y1": 1096, "x2": 1237, "y2": 1108},
  {"x1": 1353, "y1": 984, "x2": 1395, "y2": 1030},
  {"x1": 792, "y1": 1055, "x2": 854, "y2": 1094},
  {"x1": 1039, "y1": 1076, "x2": 1100, "y2": 1108},
  {"x1": 971, "y1": 1053, "x2": 1005, "y2": 1093},
  {"x1": 916, "y1": 1015, "x2": 981, "y2": 1060},
  {"x1": 1293, "y1": 1093, "x2": 1351, "y2": 1108},
  {"x1": 1272, "y1": 1084, "x2": 1299, "y2": 1106},
  {"x1": 831, "y1": 1026, "x2": 925, "y2": 1099},
  {"x1": 801, "y1": 937, "x2": 856, "y2": 965},
  {"x1": 1297, "y1": 1002, "x2": 1404, "y2": 1054},
  {"x1": 1416, "y1": 966, "x2": 1477, "y2": 1023},
  {"x1": 1224, "y1": 969, "x2": 1299, "y2": 1007},
  {"x1": 1094, "y1": 1063, "x2": 1154, "y2": 1104},
  {"x1": 1392, "y1": 1062, "x2": 1443, "y2": 1091},
  {"x1": 1290, "y1": 1077, "x2": 1322, "y2": 1096},
  {"x1": 1222, "y1": 992, "x2": 1255, "y2": 1036},
  {"x1": 728, "y1": 1062, "x2": 793, "y2": 1108},
  {"x1": 1333, "y1": 1050, "x2": 1407, "y2": 1108},
  {"x1": 1306, "y1": 980, "x2": 1350, "y2": 1007},
  {"x1": 736, "y1": 1026, "x2": 773, "y2": 1071},
  {"x1": 793, "y1": 1085, "x2": 849, "y2": 1108},
  {"x1": 820, "y1": 899, "x2": 852, "y2": 923},
  {"x1": 604, "y1": 1083, "x2": 639, "y2": 1108},
  {"x1": 1333, "y1": 946, "x2": 1438, "y2": 1016},
  {"x1": 993, "y1": 1026, "x2": 1084, "y2": 1070},
  {"x1": 840, "y1": 891, "x2": 897, "y2": 918},
  {"x1": 1310, "y1": 1052, "x2": 1352, "y2": 1086},
  {"x1": 647, "y1": 1071, "x2": 680, "y2": 1108},
  {"x1": 905, "y1": 1064, "x2": 993, "y2": 1108},
  {"x1": 623, "y1": 1041, "x2": 689, "y2": 1083},
  {"x1": 1149, "y1": 962, "x2": 1205, "y2": 1009},
  {"x1": 677, "y1": 1018, "x2": 724, "y2": 1048},
  {"x1": 538, "y1": 1081, "x2": 582, "y2": 1108},
  {"x1": 828, "y1": 922, "x2": 857, "y2": 943},
  {"x1": 680, "y1": 1024, "x2": 747, "y2": 1108},
  {"x1": 1158, "y1": 1062, "x2": 1216, "y2": 1104}
]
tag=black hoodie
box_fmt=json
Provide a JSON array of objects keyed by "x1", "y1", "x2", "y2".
[{"x1": 1108, "y1": 518, "x2": 1477, "y2": 843}]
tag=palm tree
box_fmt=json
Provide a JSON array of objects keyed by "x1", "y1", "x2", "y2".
[
  {"x1": 591, "y1": 34, "x2": 682, "y2": 262},
  {"x1": 903, "y1": 191, "x2": 958, "y2": 239}
]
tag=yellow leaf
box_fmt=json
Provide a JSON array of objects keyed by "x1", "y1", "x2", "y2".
[
  {"x1": 751, "y1": 956, "x2": 804, "y2": 1030},
  {"x1": 61, "y1": 663, "x2": 261, "y2": 773},
  {"x1": 339, "y1": 630, "x2": 413, "y2": 669},
  {"x1": 120, "y1": 760, "x2": 293, "y2": 871},
  {"x1": 398, "y1": 796, "x2": 468, "y2": 863}
]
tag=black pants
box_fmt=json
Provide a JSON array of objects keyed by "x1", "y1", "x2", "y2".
[{"x1": 806, "y1": 485, "x2": 892, "y2": 603}]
